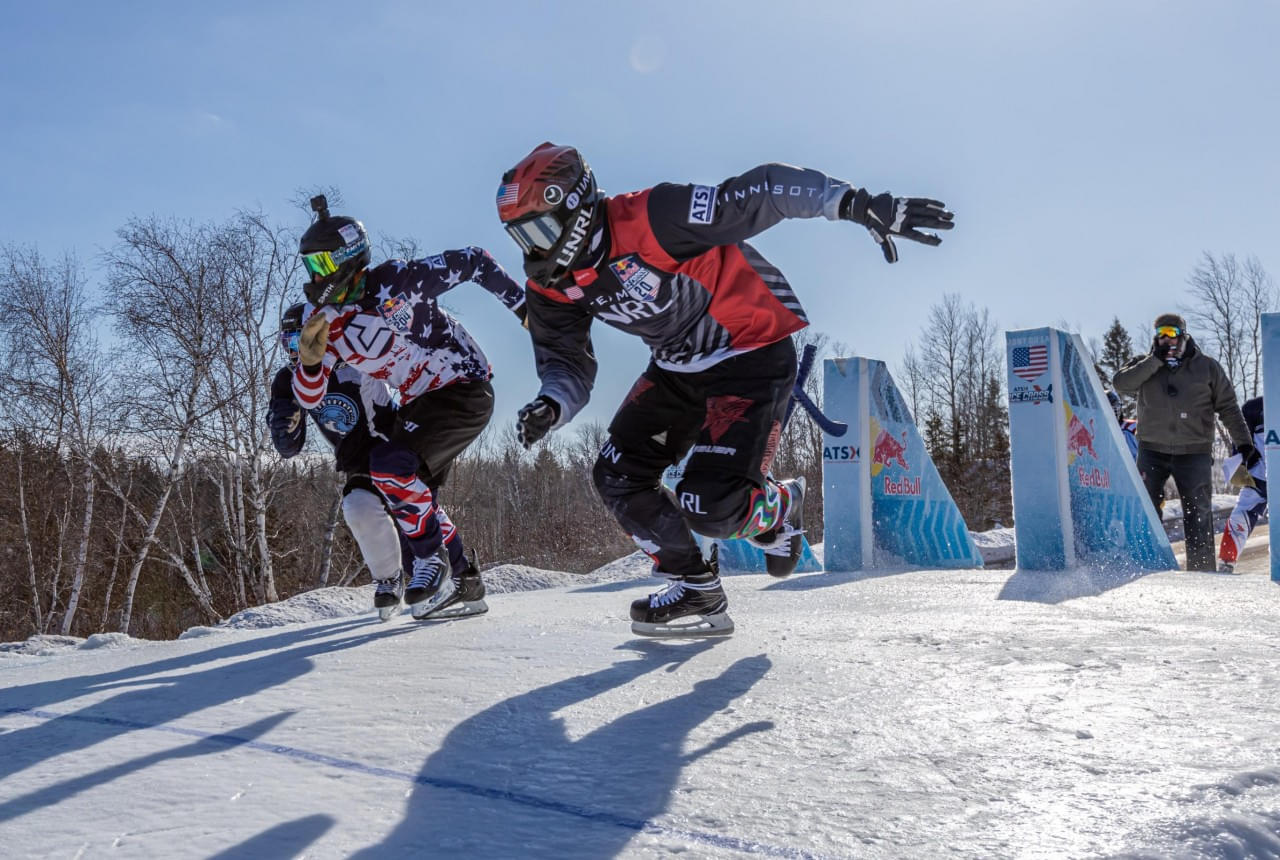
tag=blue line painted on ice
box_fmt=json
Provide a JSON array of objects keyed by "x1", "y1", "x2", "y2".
[{"x1": 3, "y1": 706, "x2": 831, "y2": 859}]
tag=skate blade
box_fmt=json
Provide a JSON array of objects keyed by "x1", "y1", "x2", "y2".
[
  {"x1": 631, "y1": 612, "x2": 734, "y2": 638},
  {"x1": 376, "y1": 604, "x2": 400, "y2": 621},
  {"x1": 408, "y1": 579, "x2": 457, "y2": 619},
  {"x1": 416, "y1": 599, "x2": 488, "y2": 622}
]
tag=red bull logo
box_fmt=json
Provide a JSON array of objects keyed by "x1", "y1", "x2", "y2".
[
  {"x1": 1066, "y1": 414, "x2": 1096, "y2": 459},
  {"x1": 1076, "y1": 466, "x2": 1110, "y2": 488},
  {"x1": 872, "y1": 428, "x2": 909, "y2": 471}
]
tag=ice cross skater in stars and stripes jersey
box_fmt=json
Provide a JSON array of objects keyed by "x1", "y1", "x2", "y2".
[
  {"x1": 497, "y1": 144, "x2": 953, "y2": 636},
  {"x1": 293, "y1": 195, "x2": 527, "y2": 621}
]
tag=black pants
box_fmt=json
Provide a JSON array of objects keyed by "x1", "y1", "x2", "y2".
[
  {"x1": 592, "y1": 338, "x2": 797, "y2": 577},
  {"x1": 1137, "y1": 447, "x2": 1214, "y2": 571},
  {"x1": 389, "y1": 378, "x2": 494, "y2": 489}
]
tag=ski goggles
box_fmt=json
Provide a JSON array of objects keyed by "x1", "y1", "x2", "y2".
[
  {"x1": 301, "y1": 238, "x2": 369, "y2": 278},
  {"x1": 1155, "y1": 325, "x2": 1183, "y2": 338},
  {"x1": 280, "y1": 329, "x2": 301, "y2": 353},
  {"x1": 504, "y1": 212, "x2": 564, "y2": 255},
  {"x1": 301, "y1": 250, "x2": 340, "y2": 277}
]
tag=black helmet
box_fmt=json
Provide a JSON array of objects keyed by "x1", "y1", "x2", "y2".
[
  {"x1": 1106, "y1": 389, "x2": 1124, "y2": 423},
  {"x1": 300, "y1": 195, "x2": 371, "y2": 306},
  {"x1": 279, "y1": 302, "x2": 307, "y2": 364},
  {"x1": 497, "y1": 143, "x2": 605, "y2": 288}
]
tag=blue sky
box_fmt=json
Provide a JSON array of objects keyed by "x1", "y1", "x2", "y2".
[{"x1": 3, "y1": 1, "x2": 1278, "y2": 430}]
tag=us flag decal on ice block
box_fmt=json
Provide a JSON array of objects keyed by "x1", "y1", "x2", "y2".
[{"x1": 1011, "y1": 345, "x2": 1048, "y2": 382}]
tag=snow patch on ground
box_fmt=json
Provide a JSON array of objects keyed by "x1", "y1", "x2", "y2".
[{"x1": 971, "y1": 527, "x2": 1016, "y2": 566}]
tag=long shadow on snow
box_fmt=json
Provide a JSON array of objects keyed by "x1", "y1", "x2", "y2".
[
  {"x1": 352, "y1": 639, "x2": 773, "y2": 859},
  {"x1": 0, "y1": 712, "x2": 292, "y2": 824},
  {"x1": 0, "y1": 617, "x2": 371, "y2": 715},
  {"x1": 0, "y1": 621, "x2": 412, "y2": 786},
  {"x1": 208, "y1": 814, "x2": 336, "y2": 860}
]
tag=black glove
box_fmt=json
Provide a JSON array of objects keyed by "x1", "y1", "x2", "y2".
[
  {"x1": 268, "y1": 400, "x2": 304, "y2": 456},
  {"x1": 516, "y1": 396, "x2": 559, "y2": 449},
  {"x1": 1238, "y1": 443, "x2": 1262, "y2": 469},
  {"x1": 841, "y1": 188, "x2": 954, "y2": 263},
  {"x1": 1150, "y1": 336, "x2": 1173, "y2": 359}
]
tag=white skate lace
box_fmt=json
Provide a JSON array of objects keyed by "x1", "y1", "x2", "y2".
[
  {"x1": 650, "y1": 582, "x2": 686, "y2": 607},
  {"x1": 408, "y1": 557, "x2": 445, "y2": 590},
  {"x1": 374, "y1": 578, "x2": 400, "y2": 594},
  {"x1": 752, "y1": 524, "x2": 806, "y2": 556}
]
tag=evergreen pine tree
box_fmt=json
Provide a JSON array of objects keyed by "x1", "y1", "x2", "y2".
[{"x1": 1098, "y1": 317, "x2": 1135, "y2": 380}]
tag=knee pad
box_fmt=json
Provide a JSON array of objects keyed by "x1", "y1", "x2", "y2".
[
  {"x1": 341, "y1": 489, "x2": 403, "y2": 581},
  {"x1": 674, "y1": 472, "x2": 756, "y2": 539},
  {"x1": 592, "y1": 452, "x2": 655, "y2": 515}
]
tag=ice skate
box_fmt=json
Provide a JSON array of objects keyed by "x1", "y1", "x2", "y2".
[
  {"x1": 630, "y1": 564, "x2": 733, "y2": 637},
  {"x1": 748, "y1": 476, "x2": 807, "y2": 578},
  {"x1": 418, "y1": 550, "x2": 489, "y2": 621},
  {"x1": 405, "y1": 548, "x2": 452, "y2": 618},
  {"x1": 1216, "y1": 561, "x2": 1240, "y2": 575},
  {"x1": 372, "y1": 574, "x2": 403, "y2": 621}
]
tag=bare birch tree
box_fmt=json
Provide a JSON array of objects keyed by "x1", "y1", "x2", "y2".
[
  {"x1": 0, "y1": 246, "x2": 112, "y2": 635},
  {"x1": 1184, "y1": 251, "x2": 1277, "y2": 397}
]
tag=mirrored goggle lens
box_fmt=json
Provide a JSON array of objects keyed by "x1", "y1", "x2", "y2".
[
  {"x1": 302, "y1": 250, "x2": 339, "y2": 277},
  {"x1": 280, "y1": 330, "x2": 300, "y2": 352},
  {"x1": 1155, "y1": 326, "x2": 1182, "y2": 338},
  {"x1": 504, "y1": 213, "x2": 563, "y2": 254}
]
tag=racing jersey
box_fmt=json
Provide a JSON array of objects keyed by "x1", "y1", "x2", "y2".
[
  {"x1": 270, "y1": 362, "x2": 395, "y2": 474},
  {"x1": 525, "y1": 163, "x2": 852, "y2": 424},
  {"x1": 293, "y1": 247, "x2": 525, "y2": 410}
]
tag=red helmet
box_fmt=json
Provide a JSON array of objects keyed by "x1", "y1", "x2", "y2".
[{"x1": 497, "y1": 142, "x2": 604, "y2": 287}]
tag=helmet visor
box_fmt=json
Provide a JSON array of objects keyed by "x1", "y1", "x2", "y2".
[
  {"x1": 302, "y1": 250, "x2": 339, "y2": 277},
  {"x1": 505, "y1": 212, "x2": 564, "y2": 255},
  {"x1": 280, "y1": 329, "x2": 300, "y2": 353}
]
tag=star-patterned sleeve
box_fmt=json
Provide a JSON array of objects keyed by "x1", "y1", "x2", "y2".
[{"x1": 376, "y1": 247, "x2": 525, "y2": 312}]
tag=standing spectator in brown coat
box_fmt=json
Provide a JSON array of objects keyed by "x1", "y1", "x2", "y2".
[{"x1": 1113, "y1": 313, "x2": 1256, "y2": 571}]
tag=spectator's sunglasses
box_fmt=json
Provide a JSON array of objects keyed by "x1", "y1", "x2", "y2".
[{"x1": 1155, "y1": 325, "x2": 1182, "y2": 338}]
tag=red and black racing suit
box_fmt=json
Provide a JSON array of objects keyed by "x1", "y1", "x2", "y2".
[{"x1": 525, "y1": 164, "x2": 853, "y2": 576}]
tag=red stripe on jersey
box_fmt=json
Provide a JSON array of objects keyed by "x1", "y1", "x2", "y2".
[
  {"x1": 526, "y1": 278, "x2": 575, "y2": 304},
  {"x1": 606, "y1": 191, "x2": 806, "y2": 350}
]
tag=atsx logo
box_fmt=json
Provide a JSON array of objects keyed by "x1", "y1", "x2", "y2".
[{"x1": 688, "y1": 185, "x2": 716, "y2": 225}]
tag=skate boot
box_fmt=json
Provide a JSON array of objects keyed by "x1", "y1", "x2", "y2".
[
  {"x1": 748, "y1": 476, "x2": 807, "y2": 578},
  {"x1": 372, "y1": 574, "x2": 403, "y2": 621},
  {"x1": 1217, "y1": 561, "x2": 1239, "y2": 575},
  {"x1": 420, "y1": 550, "x2": 489, "y2": 621},
  {"x1": 630, "y1": 554, "x2": 733, "y2": 638},
  {"x1": 405, "y1": 548, "x2": 453, "y2": 618}
]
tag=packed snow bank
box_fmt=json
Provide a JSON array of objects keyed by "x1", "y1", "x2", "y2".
[
  {"x1": 175, "y1": 555, "x2": 658, "y2": 637},
  {"x1": 971, "y1": 527, "x2": 1016, "y2": 566}
]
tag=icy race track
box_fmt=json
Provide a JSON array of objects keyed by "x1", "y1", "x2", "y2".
[{"x1": 3, "y1": 553, "x2": 1280, "y2": 859}]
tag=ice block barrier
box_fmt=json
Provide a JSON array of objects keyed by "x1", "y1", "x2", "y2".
[
  {"x1": 1005, "y1": 327, "x2": 1176, "y2": 580},
  {"x1": 821, "y1": 357, "x2": 982, "y2": 572}
]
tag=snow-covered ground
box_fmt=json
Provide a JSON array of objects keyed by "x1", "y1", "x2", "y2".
[{"x1": 3, "y1": 544, "x2": 1280, "y2": 859}]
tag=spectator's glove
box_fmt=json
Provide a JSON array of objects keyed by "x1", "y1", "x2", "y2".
[
  {"x1": 841, "y1": 188, "x2": 954, "y2": 263},
  {"x1": 1238, "y1": 442, "x2": 1262, "y2": 469},
  {"x1": 513, "y1": 301, "x2": 529, "y2": 329},
  {"x1": 516, "y1": 396, "x2": 560, "y2": 449},
  {"x1": 299, "y1": 312, "x2": 330, "y2": 369}
]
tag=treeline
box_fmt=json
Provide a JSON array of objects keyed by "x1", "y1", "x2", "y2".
[
  {"x1": 0, "y1": 204, "x2": 1268, "y2": 643},
  {"x1": 0, "y1": 213, "x2": 826, "y2": 643}
]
